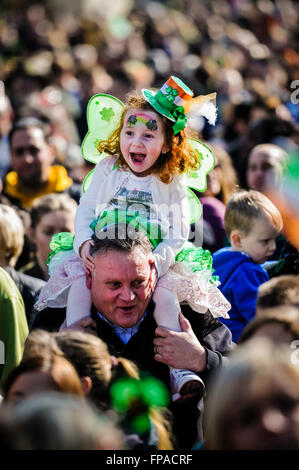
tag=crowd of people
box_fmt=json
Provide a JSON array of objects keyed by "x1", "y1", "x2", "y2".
[{"x1": 0, "y1": 0, "x2": 299, "y2": 451}]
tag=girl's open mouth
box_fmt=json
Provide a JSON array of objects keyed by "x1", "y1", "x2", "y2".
[{"x1": 130, "y1": 153, "x2": 146, "y2": 164}]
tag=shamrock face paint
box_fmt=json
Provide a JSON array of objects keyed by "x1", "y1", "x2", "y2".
[
  {"x1": 127, "y1": 113, "x2": 158, "y2": 131},
  {"x1": 120, "y1": 109, "x2": 167, "y2": 177}
]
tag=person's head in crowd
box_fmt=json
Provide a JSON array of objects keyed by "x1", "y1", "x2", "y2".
[
  {"x1": 204, "y1": 338, "x2": 299, "y2": 450},
  {"x1": 50, "y1": 330, "x2": 113, "y2": 409},
  {"x1": 97, "y1": 89, "x2": 199, "y2": 185},
  {"x1": 22, "y1": 328, "x2": 62, "y2": 361},
  {"x1": 201, "y1": 145, "x2": 238, "y2": 205},
  {"x1": 239, "y1": 307, "x2": 299, "y2": 345},
  {"x1": 0, "y1": 204, "x2": 24, "y2": 268},
  {"x1": 8, "y1": 117, "x2": 55, "y2": 189},
  {"x1": 5, "y1": 116, "x2": 75, "y2": 209},
  {"x1": 224, "y1": 190, "x2": 283, "y2": 264},
  {"x1": 28, "y1": 193, "x2": 77, "y2": 280},
  {"x1": 54, "y1": 330, "x2": 173, "y2": 449},
  {"x1": 0, "y1": 393, "x2": 126, "y2": 450},
  {"x1": 256, "y1": 274, "x2": 299, "y2": 317},
  {"x1": 24, "y1": 329, "x2": 174, "y2": 450},
  {"x1": 87, "y1": 230, "x2": 156, "y2": 329},
  {"x1": 246, "y1": 143, "x2": 288, "y2": 193},
  {"x1": 248, "y1": 118, "x2": 297, "y2": 153},
  {"x1": 2, "y1": 352, "x2": 84, "y2": 405}
]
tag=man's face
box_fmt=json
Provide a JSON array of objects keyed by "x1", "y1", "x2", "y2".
[
  {"x1": 10, "y1": 126, "x2": 54, "y2": 187},
  {"x1": 89, "y1": 248, "x2": 155, "y2": 328}
]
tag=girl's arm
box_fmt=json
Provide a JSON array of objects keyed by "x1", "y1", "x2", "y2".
[
  {"x1": 153, "y1": 174, "x2": 190, "y2": 277},
  {"x1": 73, "y1": 156, "x2": 115, "y2": 254}
]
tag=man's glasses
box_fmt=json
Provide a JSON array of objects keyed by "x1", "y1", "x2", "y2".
[{"x1": 12, "y1": 145, "x2": 40, "y2": 157}]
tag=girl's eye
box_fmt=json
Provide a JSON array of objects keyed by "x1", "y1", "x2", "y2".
[
  {"x1": 145, "y1": 133, "x2": 153, "y2": 138},
  {"x1": 125, "y1": 130, "x2": 134, "y2": 136}
]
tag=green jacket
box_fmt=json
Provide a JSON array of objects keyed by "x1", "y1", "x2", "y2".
[{"x1": 0, "y1": 268, "x2": 28, "y2": 389}]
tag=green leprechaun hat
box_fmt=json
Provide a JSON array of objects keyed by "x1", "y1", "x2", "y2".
[{"x1": 142, "y1": 75, "x2": 217, "y2": 135}]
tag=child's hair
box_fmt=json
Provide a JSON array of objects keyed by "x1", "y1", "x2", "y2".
[
  {"x1": 30, "y1": 193, "x2": 77, "y2": 229},
  {"x1": 53, "y1": 331, "x2": 113, "y2": 411},
  {"x1": 256, "y1": 274, "x2": 299, "y2": 311},
  {"x1": 0, "y1": 204, "x2": 24, "y2": 267},
  {"x1": 97, "y1": 89, "x2": 199, "y2": 184},
  {"x1": 53, "y1": 331, "x2": 174, "y2": 450},
  {"x1": 23, "y1": 329, "x2": 63, "y2": 360},
  {"x1": 224, "y1": 189, "x2": 283, "y2": 239},
  {"x1": 3, "y1": 352, "x2": 84, "y2": 400}
]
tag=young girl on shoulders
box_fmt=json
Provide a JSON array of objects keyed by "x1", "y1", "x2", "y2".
[{"x1": 36, "y1": 76, "x2": 230, "y2": 401}]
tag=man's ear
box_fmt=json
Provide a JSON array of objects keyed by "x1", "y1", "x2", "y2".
[
  {"x1": 85, "y1": 270, "x2": 92, "y2": 290},
  {"x1": 230, "y1": 230, "x2": 243, "y2": 248},
  {"x1": 148, "y1": 257, "x2": 157, "y2": 290}
]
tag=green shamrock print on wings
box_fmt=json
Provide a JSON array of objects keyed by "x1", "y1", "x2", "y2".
[
  {"x1": 81, "y1": 94, "x2": 124, "y2": 164},
  {"x1": 100, "y1": 107, "x2": 115, "y2": 122}
]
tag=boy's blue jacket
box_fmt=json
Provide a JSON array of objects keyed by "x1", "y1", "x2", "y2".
[{"x1": 212, "y1": 247, "x2": 269, "y2": 342}]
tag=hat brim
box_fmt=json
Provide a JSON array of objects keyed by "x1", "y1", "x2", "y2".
[{"x1": 142, "y1": 89, "x2": 175, "y2": 122}]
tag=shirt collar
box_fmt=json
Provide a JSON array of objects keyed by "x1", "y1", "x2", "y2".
[{"x1": 97, "y1": 311, "x2": 147, "y2": 344}]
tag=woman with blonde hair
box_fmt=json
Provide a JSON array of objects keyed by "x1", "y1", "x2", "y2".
[{"x1": 0, "y1": 203, "x2": 45, "y2": 323}]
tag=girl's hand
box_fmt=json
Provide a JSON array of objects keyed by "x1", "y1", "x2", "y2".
[{"x1": 80, "y1": 239, "x2": 95, "y2": 274}]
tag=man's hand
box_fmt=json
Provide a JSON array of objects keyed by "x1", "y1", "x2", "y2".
[
  {"x1": 59, "y1": 316, "x2": 97, "y2": 336},
  {"x1": 80, "y1": 239, "x2": 95, "y2": 274},
  {"x1": 153, "y1": 313, "x2": 207, "y2": 372}
]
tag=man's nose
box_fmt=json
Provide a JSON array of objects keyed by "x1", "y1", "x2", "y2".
[
  {"x1": 119, "y1": 286, "x2": 135, "y2": 301},
  {"x1": 23, "y1": 152, "x2": 35, "y2": 163}
]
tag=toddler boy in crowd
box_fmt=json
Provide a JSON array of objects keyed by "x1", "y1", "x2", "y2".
[{"x1": 212, "y1": 190, "x2": 283, "y2": 342}]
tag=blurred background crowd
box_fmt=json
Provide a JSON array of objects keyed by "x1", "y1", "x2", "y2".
[
  {"x1": 1, "y1": 0, "x2": 298, "y2": 182},
  {"x1": 0, "y1": 0, "x2": 299, "y2": 451}
]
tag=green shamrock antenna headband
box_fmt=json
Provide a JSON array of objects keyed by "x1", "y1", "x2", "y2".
[{"x1": 81, "y1": 76, "x2": 217, "y2": 223}]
